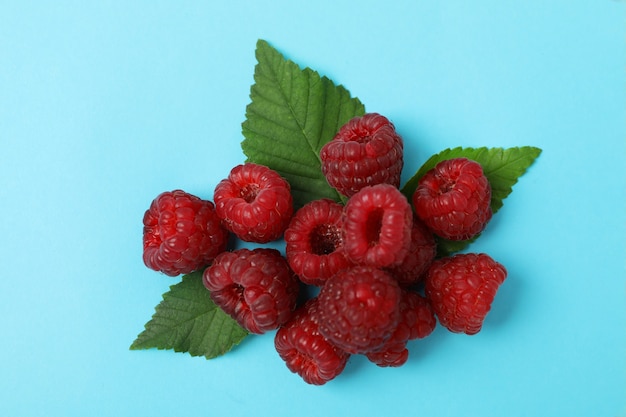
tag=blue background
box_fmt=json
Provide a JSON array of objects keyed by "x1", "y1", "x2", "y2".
[{"x1": 1, "y1": 1, "x2": 624, "y2": 416}]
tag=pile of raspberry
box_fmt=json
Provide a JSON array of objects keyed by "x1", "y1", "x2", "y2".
[{"x1": 142, "y1": 113, "x2": 508, "y2": 385}]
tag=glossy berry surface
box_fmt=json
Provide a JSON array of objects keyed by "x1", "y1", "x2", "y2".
[
  {"x1": 412, "y1": 158, "x2": 492, "y2": 241},
  {"x1": 142, "y1": 190, "x2": 229, "y2": 277},
  {"x1": 317, "y1": 265, "x2": 401, "y2": 354},
  {"x1": 213, "y1": 163, "x2": 293, "y2": 243},
  {"x1": 203, "y1": 248, "x2": 300, "y2": 334},
  {"x1": 320, "y1": 113, "x2": 403, "y2": 198},
  {"x1": 274, "y1": 298, "x2": 350, "y2": 385},
  {"x1": 425, "y1": 253, "x2": 507, "y2": 335}
]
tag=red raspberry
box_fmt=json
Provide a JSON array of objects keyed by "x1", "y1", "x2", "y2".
[
  {"x1": 202, "y1": 248, "x2": 300, "y2": 334},
  {"x1": 402, "y1": 290, "x2": 438, "y2": 340},
  {"x1": 284, "y1": 199, "x2": 354, "y2": 286},
  {"x1": 320, "y1": 113, "x2": 403, "y2": 198},
  {"x1": 366, "y1": 290, "x2": 436, "y2": 367},
  {"x1": 317, "y1": 266, "x2": 401, "y2": 354},
  {"x1": 142, "y1": 190, "x2": 229, "y2": 277},
  {"x1": 342, "y1": 184, "x2": 413, "y2": 268},
  {"x1": 412, "y1": 158, "x2": 492, "y2": 241},
  {"x1": 213, "y1": 163, "x2": 293, "y2": 243},
  {"x1": 274, "y1": 298, "x2": 350, "y2": 385},
  {"x1": 385, "y1": 215, "x2": 437, "y2": 286},
  {"x1": 425, "y1": 253, "x2": 507, "y2": 335},
  {"x1": 365, "y1": 341, "x2": 408, "y2": 368}
]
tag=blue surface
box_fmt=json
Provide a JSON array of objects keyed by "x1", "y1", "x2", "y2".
[{"x1": 1, "y1": 1, "x2": 624, "y2": 416}]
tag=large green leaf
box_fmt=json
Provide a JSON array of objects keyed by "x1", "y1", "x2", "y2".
[
  {"x1": 130, "y1": 271, "x2": 248, "y2": 359},
  {"x1": 241, "y1": 39, "x2": 365, "y2": 207}
]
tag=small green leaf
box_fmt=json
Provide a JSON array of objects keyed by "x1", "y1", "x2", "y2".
[
  {"x1": 130, "y1": 271, "x2": 248, "y2": 359},
  {"x1": 401, "y1": 146, "x2": 542, "y2": 256},
  {"x1": 242, "y1": 39, "x2": 365, "y2": 207}
]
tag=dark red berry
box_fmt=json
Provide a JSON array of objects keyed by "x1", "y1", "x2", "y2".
[
  {"x1": 385, "y1": 215, "x2": 437, "y2": 286},
  {"x1": 317, "y1": 266, "x2": 401, "y2": 354},
  {"x1": 213, "y1": 163, "x2": 293, "y2": 243},
  {"x1": 284, "y1": 199, "x2": 354, "y2": 286},
  {"x1": 320, "y1": 113, "x2": 403, "y2": 197},
  {"x1": 203, "y1": 248, "x2": 299, "y2": 334},
  {"x1": 425, "y1": 253, "x2": 507, "y2": 335},
  {"x1": 365, "y1": 340, "x2": 408, "y2": 368},
  {"x1": 342, "y1": 184, "x2": 413, "y2": 268},
  {"x1": 366, "y1": 290, "x2": 436, "y2": 367},
  {"x1": 275, "y1": 298, "x2": 350, "y2": 385},
  {"x1": 412, "y1": 158, "x2": 492, "y2": 241},
  {"x1": 142, "y1": 190, "x2": 229, "y2": 277}
]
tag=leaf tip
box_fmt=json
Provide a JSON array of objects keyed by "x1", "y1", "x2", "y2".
[{"x1": 256, "y1": 38, "x2": 270, "y2": 50}]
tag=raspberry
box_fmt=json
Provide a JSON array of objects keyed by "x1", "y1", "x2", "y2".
[
  {"x1": 412, "y1": 158, "x2": 492, "y2": 241},
  {"x1": 320, "y1": 113, "x2": 403, "y2": 197},
  {"x1": 425, "y1": 253, "x2": 507, "y2": 335},
  {"x1": 284, "y1": 199, "x2": 354, "y2": 286},
  {"x1": 213, "y1": 163, "x2": 293, "y2": 243},
  {"x1": 203, "y1": 248, "x2": 300, "y2": 334},
  {"x1": 342, "y1": 184, "x2": 413, "y2": 268},
  {"x1": 317, "y1": 266, "x2": 401, "y2": 354},
  {"x1": 274, "y1": 298, "x2": 350, "y2": 385},
  {"x1": 142, "y1": 190, "x2": 229, "y2": 277},
  {"x1": 401, "y1": 290, "x2": 438, "y2": 340},
  {"x1": 366, "y1": 290, "x2": 436, "y2": 367},
  {"x1": 385, "y1": 215, "x2": 437, "y2": 286}
]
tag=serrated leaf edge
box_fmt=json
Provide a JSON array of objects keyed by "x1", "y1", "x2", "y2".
[{"x1": 130, "y1": 275, "x2": 249, "y2": 360}]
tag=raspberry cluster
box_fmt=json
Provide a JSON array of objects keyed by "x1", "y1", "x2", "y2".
[{"x1": 141, "y1": 113, "x2": 509, "y2": 386}]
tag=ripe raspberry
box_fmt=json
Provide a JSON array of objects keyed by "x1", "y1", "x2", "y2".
[
  {"x1": 401, "y1": 290, "x2": 438, "y2": 340},
  {"x1": 320, "y1": 113, "x2": 403, "y2": 198},
  {"x1": 213, "y1": 163, "x2": 293, "y2": 243},
  {"x1": 284, "y1": 199, "x2": 354, "y2": 286},
  {"x1": 425, "y1": 253, "x2": 507, "y2": 335},
  {"x1": 385, "y1": 215, "x2": 437, "y2": 286},
  {"x1": 366, "y1": 290, "x2": 436, "y2": 367},
  {"x1": 366, "y1": 340, "x2": 408, "y2": 368},
  {"x1": 342, "y1": 184, "x2": 413, "y2": 268},
  {"x1": 275, "y1": 298, "x2": 350, "y2": 385},
  {"x1": 412, "y1": 158, "x2": 492, "y2": 241},
  {"x1": 142, "y1": 190, "x2": 229, "y2": 277},
  {"x1": 202, "y1": 248, "x2": 299, "y2": 334},
  {"x1": 317, "y1": 266, "x2": 401, "y2": 354}
]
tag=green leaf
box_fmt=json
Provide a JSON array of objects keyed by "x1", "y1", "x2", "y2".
[
  {"x1": 241, "y1": 39, "x2": 365, "y2": 207},
  {"x1": 401, "y1": 146, "x2": 542, "y2": 256},
  {"x1": 130, "y1": 271, "x2": 248, "y2": 359}
]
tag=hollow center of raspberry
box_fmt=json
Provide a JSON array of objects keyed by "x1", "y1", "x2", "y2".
[
  {"x1": 310, "y1": 224, "x2": 341, "y2": 255},
  {"x1": 239, "y1": 183, "x2": 260, "y2": 203},
  {"x1": 438, "y1": 179, "x2": 456, "y2": 194},
  {"x1": 365, "y1": 208, "x2": 384, "y2": 246},
  {"x1": 230, "y1": 284, "x2": 246, "y2": 304},
  {"x1": 351, "y1": 134, "x2": 372, "y2": 144}
]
